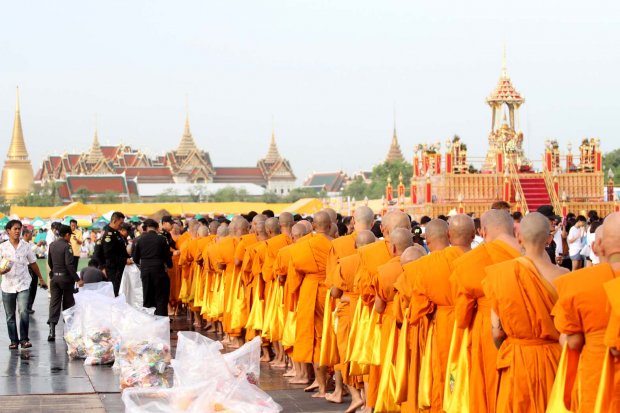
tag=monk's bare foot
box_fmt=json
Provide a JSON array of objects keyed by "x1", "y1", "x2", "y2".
[
  {"x1": 271, "y1": 361, "x2": 286, "y2": 368},
  {"x1": 288, "y1": 377, "x2": 309, "y2": 384},
  {"x1": 283, "y1": 369, "x2": 295, "y2": 377},
  {"x1": 260, "y1": 354, "x2": 271, "y2": 362},
  {"x1": 311, "y1": 392, "x2": 327, "y2": 398},
  {"x1": 325, "y1": 392, "x2": 343, "y2": 404},
  {"x1": 345, "y1": 398, "x2": 365, "y2": 413},
  {"x1": 304, "y1": 381, "x2": 319, "y2": 392}
]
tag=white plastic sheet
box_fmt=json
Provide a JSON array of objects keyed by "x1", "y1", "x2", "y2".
[
  {"x1": 120, "y1": 264, "x2": 144, "y2": 309},
  {"x1": 75, "y1": 281, "x2": 114, "y2": 303}
]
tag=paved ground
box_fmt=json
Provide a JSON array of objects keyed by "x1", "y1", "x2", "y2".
[{"x1": 0, "y1": 289, "x2": 348, "y2": 412}]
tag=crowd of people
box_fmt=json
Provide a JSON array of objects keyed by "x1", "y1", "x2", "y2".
[{"x1": 0, "y1": 202, "x2": 619, "y2": 412}]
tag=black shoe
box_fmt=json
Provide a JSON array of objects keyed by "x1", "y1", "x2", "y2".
[
  {"x1": 27, "y1": 309, "x2": 35, "y2": 314},
  {"x1": 47, "y1": 323, "x2": 56, "y2": 342}
]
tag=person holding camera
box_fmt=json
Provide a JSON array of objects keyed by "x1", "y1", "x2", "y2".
[
  {"x1": 69, "y1": 219, "x2": 83, "y2": 272},
  {"x1": 0, "y1": 220, "x2": 46, "y2": 350},
  {"x1": 47, "y1": 225, "x2": 79, "y2": 341}
]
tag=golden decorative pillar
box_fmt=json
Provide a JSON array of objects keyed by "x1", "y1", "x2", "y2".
[{"x1": 0, "y1": 88, "x2": 34, "y2": 200}]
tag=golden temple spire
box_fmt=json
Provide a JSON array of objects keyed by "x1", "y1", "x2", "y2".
[
  {"x1": 385, "y1": 113, "x2": 404, "y2": 162},
  {"x1": 501, "y1": 43, "x2": 508, "y2": 79},
  {"x1": 176, "y1": 105, "x2": 199, "y2": 157},
  {"x1": 1, "y1": 86, "x2": 34, "y2": 199},
  {"x1": 87, "y1": 123, "x2": 105, "y2": 163},
  {"x1": 264, "y1": 125, "x2": 282, "y2": 164},
  {"x1": 7, "y1": 87, "x2": 29, "y2": 160}
]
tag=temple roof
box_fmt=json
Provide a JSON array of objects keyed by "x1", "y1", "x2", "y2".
[
  {"x1": 385, "y1": 128, "x2": 405, "y2": 162},
  {"x1": 487, "y1": 52, "x2": 524, "y2": 105},
  {"x1": 176, "y1": 113, "x2": 199, "y2": 156},
  {"x1": 86, "y1": 129, "x2": 105, "y2": 163},
  {"x1": 6, "y1": 88, "x2": 30, "y2": 161},
  {"x1": 264, "y1": 129, "x2": 281, "y2": 164}
]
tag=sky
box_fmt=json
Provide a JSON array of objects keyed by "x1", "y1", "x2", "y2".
[{"x1": 0, "y1": 1, "x2": 619, "y2": 183}]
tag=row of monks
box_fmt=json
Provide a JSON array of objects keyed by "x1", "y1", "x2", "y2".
[{"x1": 165, "y1": 207, "x2": 620, "y2": 413}]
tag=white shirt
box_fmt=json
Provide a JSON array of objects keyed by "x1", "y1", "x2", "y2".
[
  {"x1": 553, "y1": 230, "x2": 564, "y2": 257},
  {"x1": 471, "y1": 235, "x2": 483, "y2": 249},
  {"x1": 45, "y1": 230, "x2": 57, "y2": 255},
  {"x1": 0, "y1": 239, "x2": 36, "y2": 293},
  {"x1": 587, "y1": 231, "x2": 600, "y2": 264},
  {"x1": 568, "y1": 226, "x2": 585, "y2": 257}
]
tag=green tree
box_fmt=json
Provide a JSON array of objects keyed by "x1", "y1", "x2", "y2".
[
  {"x1": 341, "y1": 160, "x2": 413, "y2": 199},
  {"x1": 13, "y1": 182, "x2": 62, "y2": 206},
  {"x1": 342, "y1": 176, "x2": 370, "y2": 200},
  {"x1": 93, "y1": 190, "x2": 120, "y2": 204},
  {"x1": 74, "y1": 187, "x2": 92, "y2": 203},
  {"x1": 259, "y1": 191, "x2": 283, "y2": 203},
  {"x1": 284, "y1": 187, "x2": 325, "y2": 203},
  {"x1": 603, "y1": 148, "x2": 620, "y2": 184},
  {"x1": 212, "y1": 187, "x2": 250, "y2": 202}
]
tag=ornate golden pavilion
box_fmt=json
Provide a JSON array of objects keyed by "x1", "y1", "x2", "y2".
[{"x1": 0, "y1": 88, "x2": 34, "y2": 200}]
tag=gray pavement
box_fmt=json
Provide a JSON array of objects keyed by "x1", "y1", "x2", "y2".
[{"x1": 0, "y1": 289, "x2": 348, "y2": 412}]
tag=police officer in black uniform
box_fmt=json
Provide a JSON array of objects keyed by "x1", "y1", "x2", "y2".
[
  {"x1": 101, "y1": 211, "x2": 131, "y2": 296},
  {"x1": 132, "y1": 219, "x2": 172, "y2": 316},
  {"x1": 160, "y1": 215, "x2": 176, "y2": 250},
  {"x1": 47, "y1": 225, "x2": 79, "y2": 341}
]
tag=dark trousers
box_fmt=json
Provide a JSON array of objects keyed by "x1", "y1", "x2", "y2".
[
  {"x1": 2, "y1": 290, "x2": 30, "y2": 344},
  {"x1": 140, "y1": 265, "x2": 170, "y2": 317},
  {"x1": 106, "y1": 267, "x2": 124, "y2": 297},
  {"x1": 72, "y1": 256, "x2": 80, "y2": 273},
  {"x1": 48, "y1": 275, "x2": 75, "y2": 325},
  {"x1": 27, "y1": 269, "x2": 37, "y2": 312}
]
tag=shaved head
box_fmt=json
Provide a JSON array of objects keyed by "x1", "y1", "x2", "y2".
[
  {"x1": 197, "y1": 225, "x2": 209, "y2": 237},
  {"x1": 322, "y1": 208, "x2": 338, "y2": 224},
  {"x1": 252, "y1": 214, "x2": 267, "y2": 223},
  {"x1": 292, "y1": 222, "x2": 310, "y2": 242},
  {"x1": 425, "y1": 219, "x2": 450, "y2": 252},
  {"x1": 208, "y1": 220, "x2": 220, "y2": 235},
  {"x1": 481, "y1": 209, "x2": 515, "y2": 241},
  {"x1": 601, "y1": 212, "x2": 620, "y2": 259},
  {"x1": 355, "y1": 230, "x2": 376, "y2": 248},
  {"x1": 265, "y1": 217, "x2": 280, "y2": 237},
  {"x1": 330, "y1": 223, "x2": 339, "y2": 238},
  {"x1": 400, "y1": 245, "x2": 427, "y2": 266},
  {"x1": 389, "y1": 228, "x2": 414, "y2": 256},
  {"x1": 592, "y1": 224, "x2": 605, "y2": 262},
  {"x1": 314, "y1": 211, "x2": 332, "y2": 233},
  {"x1": 518, "y1": 212, "x2": 550, "y2": 247},
  {"x1": 216, "y1": 224, "x2": 229, "y2": 238},
  {"x1": 381, "y1": 211, "x2": 411, "y2": 241},
  {"x1": 279, "y1": 212, "x2": 294, "y2": 229},
  {"x1": 354, "y1": 206, "x2": 374, "y2": 231},
  {"x1": 448, "y1": 214, "x2": 476, "y2": 249},
  {"x1": 300, "y1": 219, "x2": 313, "y2": 233}
]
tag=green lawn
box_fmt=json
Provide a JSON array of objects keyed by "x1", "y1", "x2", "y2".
[{"x1": 36, "y1": 258, "x2": 89, "y2": 283}]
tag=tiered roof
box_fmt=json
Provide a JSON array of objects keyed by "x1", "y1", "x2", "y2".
[{"x1": 385, "y1": 128, "x2": 405, "y2": 162}]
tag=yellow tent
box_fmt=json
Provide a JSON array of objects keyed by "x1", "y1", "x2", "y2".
[
  {"x1": 51, "y1": 202, "x2": 97, "y2": 219},
  {"x1": 283, "y1": 198, "x2": 324, "y2": 215},
  {"x1": 10, "y1": 206, "x2": 64, "y2": 219}
]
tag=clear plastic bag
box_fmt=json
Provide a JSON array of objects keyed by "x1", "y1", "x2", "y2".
[
  {"x1": 115, "y1": 305, "x2": 171, "y2": 389},
  {"x1": 76, "y1": 281, "x2": 115, "y2": 301},
  {"x1": 81, "y1": 292, "x2": 124, "y2": 365},
  {"x1": 62, "y1": 305, "x2": 85, "y2": 359},
  {"x1": 171, "y1": 332, "x2": 225, "y2": 387},
  {"x1": 120, "y1": 264, "x2": 144, "y2": 309},
  {"x1": 223, "y1": 336, "x2": 262, "y2": 385}
]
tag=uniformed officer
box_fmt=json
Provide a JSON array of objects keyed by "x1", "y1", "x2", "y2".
[
  {"x1": 160, "y1": 216, "x2": 176, "y2": 250},
  {"x1": 47, "y1": 225, "x2": 79, "y2": 341},
  {"x1": 101, "y1": 211, "x2": 131, "y2": 296},
  {"x1": 132, "y1": 219, "x2": 173, "y2": 316}
]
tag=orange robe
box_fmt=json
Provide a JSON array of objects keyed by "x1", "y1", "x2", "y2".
[
  {"x1": 598, "y1": 276, "x2": 620, "y2": 412},
  {"x1": 200, "y1": 240, "x2": 218, "y2": 320},
  {"x1": 261, "y1": 234, "x2": 292, "y2": 341},
  {"x1": 288, "y1": 233, "x2": 331, "y2": 363},
  {"x1": 243, "y1": 241, "x2": 266, "y2": 336},
  {"x1": 168, "y1": 231, "x2": 187, "y2": 306},
  {"x1": 192, "y1": 236, "x2": 213, "y2": 309},
  {"x1": 326, "y1": 232, "x2": 356, "y2": 287},
  {"x1": 552, "y1": 264, "x2": 620, "y2": 412},
  {"x1": 216, "y1": 236, "x2": 239, "y2": 335},
  {"x1": 275, "y1": 244, "x2": 297, "y2": 351},
  {"x1": 394, "y1": 258, "x2": 430, "y2": 411},
  {"x1": 451, "y1": 239, "x2": 521, "y2": 413},
  {"x1": 409, "y1": 246, "x2": 464, "y2": 413},
  {"x1": 482, "y1": 257, "x2": 561, "y2": 412},
  {"x1": 333, "y1": 253, "x2": 363, "y2": 385},
  {"x1": 372, "y1": 256, "x2": 403, "y2": 412},
  {"x1": 178, "y1": 236, "x2": 198, "y2": 304}
]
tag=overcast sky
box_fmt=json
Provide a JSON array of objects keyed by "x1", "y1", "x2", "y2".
[{"x1": 1, "y1": 1, "x2": 618, "y2": 182}]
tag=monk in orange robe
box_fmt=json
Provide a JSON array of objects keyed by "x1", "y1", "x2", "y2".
[
  {"x1": 408, "y1": 217, "x2": 472, "y2": 413},
  {"x1": 552, "y1": 223, "x2": 620, "y2": 412},
  {"x1": 372, "y1": 228, "x2": 413, "y2": 412},
  {"x1": 200, "y1": 221, "x2": 223, "y2": 328},
  {"x1": 331, "y1": 230, "x2": 376, "y2": 413},
  {"x1": 261, "y1": 215, "x2": 293, "y2": 367},
  {"x1": 243, "y1": 221, "x2": 268, "y2": 346},
  {"x1": 482, "y1": 212, "x2": 567, "y2": 412},
  {"x1": 191, "y1": 225, "x2": 214, "y2": 328},
  {"x1": 451, "y1": 209, "x2": 521, "y2": 413},
  {"x1": 177, "y1": 221, "x2": 198, "y2": 306},
  {"x1": 288, "y1": 211, "x2": 332, "y2": 398},
  {"x1": 216, "y1": 219, "x2": 242, "y2": 345},
  {"x1": 276, "y1": 221, "x2": 312, "y2": 383},
  {"x1": 163, "y1": 218, "x2": 182, "y2": 314}
]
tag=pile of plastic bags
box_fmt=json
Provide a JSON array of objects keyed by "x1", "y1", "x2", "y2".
[
  {"x1": 119, "y1": 264, "x2": 144, "y2": 309},
  {"x1": 122, "y1": 333, "x2": 282, "y2": 413}
]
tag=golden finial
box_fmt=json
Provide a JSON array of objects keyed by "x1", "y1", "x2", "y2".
[
  {"x1": 398, "y1": 172, "x2": 403, "y2": 185},
  {"x1": 501, "y1": 43, "x2": 508, "y2": 79},
  {"x1": 387, "y1": 175, "x2": 392, "y2": 185}
]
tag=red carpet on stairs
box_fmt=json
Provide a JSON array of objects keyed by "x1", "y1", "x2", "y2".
[{"x1": 518, "y1": 177, "x2": 551, "y2": 211}]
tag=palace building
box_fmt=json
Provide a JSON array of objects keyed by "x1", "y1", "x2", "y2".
[{"x1": 24, "y1": 112, "x2": 296, "y2": 202}]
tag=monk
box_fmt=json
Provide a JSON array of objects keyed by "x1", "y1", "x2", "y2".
[
  {"x1": 216, "y1": 219, "x2": 240, "y2": 345},
  {"x1": 277, "y1": 221, "x2": 312, "y2": 383},
  {"x1": 483, "y1": 212, "x2": 567, "y2": 412},
  {"x1": 262, "y1": 215, "x2": 293, "y2": 367},
  {"x1": 190, "y1": 225, "x2": 213, "y2": 329},
  {"x1": 324, "y1": 206, "x2": 375, "y2": 404},
  {"x1": 166, "y1": 219, "x2": 183, "y2": 315},
  {"x1": 201, "y1": 222, "x2": 226, "y2": 332},
  {"x1": 372, "y1": 227, "x2": 413, "y2": 412},
  {"x1": 242, "y1": 219, "x2": 269, "y2": 346},
  {"x1": 552, "y1": 222, "x2": 620, "y2": 412},
  {"x1": 331, "y1": 230, "x2": 376, "y2": 413},
  {"x1": 288, "y1": 211, "x2": 333, "y2": 398},
  {"x1": 450, "y1": 209, "x2": 521, "y2": 413},
  {"x1": 407, "y1": 217, "x2": 472, "y2": 412}
]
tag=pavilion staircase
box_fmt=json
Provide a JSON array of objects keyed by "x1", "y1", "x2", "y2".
[{"x1": 518, "y1": 176, "x2": 552, "y2": 212}]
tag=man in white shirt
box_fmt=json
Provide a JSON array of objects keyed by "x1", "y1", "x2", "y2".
[{"x1": 0, "y1": 220, "x2": 46, "y2": 349}]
